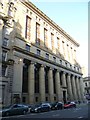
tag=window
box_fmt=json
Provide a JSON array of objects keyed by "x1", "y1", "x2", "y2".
[
  {"x1": 2, "y1": 65, "x2": 7, "y2": 76},
  {"x1": 36, "y1": 23, "x2": 40, "y2": 45},
  {"x1": 60, "y1": 60, "x2": 62, "y2": 64},
  {"x1": 25, "y1": 15, "x2": 31, "y2": 40},
  {"x1": 35, "y1": 97, "x2": 38, "y2": 102},
  {"x1": 37, "y1": 49, "x2": 40, "y2": 56},
  {"x1": 85, "y1": 83, "x2": 87, "y2": 87},
  {"x1": 2, "y1": 50, "x2": 7, "y2": 61},
  {"x1": 46, "y1": 97, "x2": 48, "y2": 101},
  {"x1": 57, "y1": 37, "x2": 60, "y2": 50},
  {"x1": 44, "y1": 28, "x2": 48, "y2": 47},
  {"x1": 65, "y1": 62, "x2": 67, "y2": 67},
  {"x1": 46, "y1": 53, "x2": 49, "y2": 59},
  {"x1": 51, "y1": 33, "x2": 54, "y2": 49},
  {"x1": 26, "y1": 44, "x2": 30, "y2": 51},
  {"x1": 3, "y1": 38, "x2": 9, "y2": 46},
  {"x1": 70, "y1": 65, "x2": 72, "y2": 68},
  {"x1": 53, "y1": 56, "x2": 56, "y2": 62}
]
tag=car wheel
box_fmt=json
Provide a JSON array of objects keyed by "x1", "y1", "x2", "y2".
[
  {"x1": 23, "y1": 110, "x2": 27, "y2": 115},
  {"x1": 37, "y1": 109, "x2": 41, "y2": 113},
  {"x1": 5, "y1": 112, "x2": 9, "y2": 116}
]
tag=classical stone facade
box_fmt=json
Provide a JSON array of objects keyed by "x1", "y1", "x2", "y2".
[
  {"x1": 83, "y1": 77, "x2": 90, "y2": 95},
  {"x1": 0, "y1": 0, "x2": 85, "y2": 106}
]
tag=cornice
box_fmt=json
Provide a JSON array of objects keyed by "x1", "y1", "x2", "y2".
[
  {"x1": 21, "y1": 0, "x2": 79, "y2": 47},
  {"x1": 13, "y1": 46, "x2": 82, "y2": 75}
]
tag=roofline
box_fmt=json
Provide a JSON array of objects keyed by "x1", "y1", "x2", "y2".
[{"x1": 21, "y1": 0, "x2": 80, "y2": 47}]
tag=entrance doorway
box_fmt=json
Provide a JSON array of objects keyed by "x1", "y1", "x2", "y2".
[{"x1": 63, "y1": 91, "x2": 66, "y2": 104}]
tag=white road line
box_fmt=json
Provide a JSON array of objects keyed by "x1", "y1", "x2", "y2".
[
  {"x1": 53, "y1": 114, "x2": 60, "y2": 117},
  {"x1": 78, "y1": 116, "x2": 83, "y2": 119}
]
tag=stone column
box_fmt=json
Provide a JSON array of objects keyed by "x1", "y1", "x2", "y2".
[
  {"x1": 71, "y1": 75, "x2": 78, "y2": 101},
  {"x1": 55, "y1": 70, "x2": 62, "y2": 101},
  {"x1": 75, "y1": 76, "x2": 82, "y2": 101},
  {"x1": 39, "y1": 65, "x2": 45, "y2": 102},
  {"x1": 61, "y1": 72, "x2": 67, "y2": 88},
  {"x1": 79, "y1": 77, "x2": 85, "y2": 102},
  {"x1": 48, "y1": 68, "x2": 54, "y2": 102},
  {"x1": 67, "y1": 74, "x2": 73, "y2": 101},
  {"x1": 28, "y1": 62, "x2": 35, "y2": 104},
  {"x1": 13, "y1": 58, "x2": 23, "y2": 102}
]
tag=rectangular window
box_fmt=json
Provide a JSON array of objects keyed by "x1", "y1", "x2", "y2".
[
  {"x1": 65, "y1": 62, "x2": 67, "y2": 67},
  {"x1": 37, "y1": 49, "x2": 40, "y2": 56},
  {"x1": 44, "y1": 28, "x2": 48, "y2": 47},
  {"x1": 2, "y1": 50, "x2": 7, "y2": 61},
  {"x1": 57, "y1": 37, "x2": 60, "y2": 50},
  {"x1": 36, "y1": 23, "x2": 40, "y2": 45},
  {"x1": 51, "y1": 33, "x2": 54, "y2": 49},
  {"x1": 46, "y1": 53, "x2": 49, "y2": 59},
  {"x1": 60, "y1": 60, "x2": 62, "y2": 64},
  {"x1": 25, "y1": 15, "x2": 31, "y2": 40},
  {"x1": 85, "y1": 83, "x2": 87, "y2": 87},
  {"x1": 2, "y1": 65, "x2": 7, "y2": 76},
  {"x1": 53, "y1": 56, "x2": 56, "y2": 62},
  {"x1": 26, "y1": 44, "x2": 30, "y2": 51},
  {"x1": 3, "y1": 38, "x2": 9, "y2": 46}
]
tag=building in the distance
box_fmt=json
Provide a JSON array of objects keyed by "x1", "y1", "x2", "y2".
[
  {"x1": 83, "y1": 77, "x2": 90, "y2": 95},
  {"x1": 0, "y1": 0, "x2": 85, "y2": 106}
]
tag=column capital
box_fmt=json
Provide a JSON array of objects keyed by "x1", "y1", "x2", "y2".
[
  {"x1": 31, "y1": 61, "x2": 35, "y2": 64},
  {"x1": 67, "y1": 73, "x2": 71, "y2": 76},
  {"x1": 49, "y1": 67, "x2": 54, "y2": 70},
  {"x1": 56, "y1": 69, "x2": 60, "y2": 72},
  {"x1": 63, "y1": 71, "x2": 66, "y2": 74},
  {"x1": 40, "y1": 64, "x2": 44, "y2": 67}
]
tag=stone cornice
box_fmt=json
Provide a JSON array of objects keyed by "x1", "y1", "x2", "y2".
[
  {"x1": 21, "y1": 0, "x2": 79, "y2": 47},
  {"x1": 13, "y1": 46, "x2": 82, "y2": 75}
]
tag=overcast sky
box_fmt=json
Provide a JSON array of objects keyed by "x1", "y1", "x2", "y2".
[{"x1": 30, "y1": 0, "x2": 88, "y2": 76}]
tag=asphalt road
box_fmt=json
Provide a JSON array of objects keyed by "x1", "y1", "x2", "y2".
[{"x1": 1, "y1": 103, "x2": 89, "y2": 120}]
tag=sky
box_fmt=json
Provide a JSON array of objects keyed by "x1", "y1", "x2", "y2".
[{"x1": 29, "y1": 0, "x2": 88, "y2": 76}]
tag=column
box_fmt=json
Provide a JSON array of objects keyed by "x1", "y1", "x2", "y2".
[
  {"x1": 28, "y1": 62, "x2": 35, "y2": 104},
  {"x1": 12, "y1": 58, "x2": 23, "y2": 102},
  {"x1": 75, "y1": 76, "x2": 82, "y2": 101},
  {"x1": 71, "y1": 75, "x2": 78, "y2": 101},
  {"x1": 55, "y1": 70, "x2": 62, "y2": 101},
  {"x1": 39, "y1": 65, "x2": 45, "y2": 102},
  {"x1": 67, "y1": 74, "x2": 73, "y2": 101},
  {"x1": 61, "y1": 72, "x2": 67, "y2": 88},
  {"x1": 79, "y1": 77, "x2": 85, "y2": 102},
  {"x1": 48, "y1": 68, "x2": 54, "y2": 102}
]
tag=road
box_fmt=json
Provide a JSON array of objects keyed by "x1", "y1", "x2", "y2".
[{"x1": 1, "y1": 103, "x2": 89, "y2": 120}]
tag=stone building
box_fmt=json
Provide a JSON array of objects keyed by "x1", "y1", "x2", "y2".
[
  {"x1": 83, "y1": 77, "x2": 90, "y2": 95},
  {"x1": 0, "y1": 0, "x2": 85, "y2": 106}
]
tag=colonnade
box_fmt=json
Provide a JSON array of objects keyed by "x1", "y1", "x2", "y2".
[{"x1": 27, "y1": 62, "x2": 85, "y2": 104}]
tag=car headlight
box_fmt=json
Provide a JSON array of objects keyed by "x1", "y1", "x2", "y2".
[{"x1": 35, "y1": 108, "x2": 38, "y2": 111}]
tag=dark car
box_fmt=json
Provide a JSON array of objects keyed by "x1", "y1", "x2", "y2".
[
  {"x1": 50, "y1": 102, "x2": 64, "y2": 110},
  {"x1": 30, "y1": 103, "x2": 51, "y2": 113},
  {"x1": 1, "y1": 104, "x2": 29, "y2": 117},
  {"x1": 64, "y1": 101, "x2": 76, "y2": 109}
]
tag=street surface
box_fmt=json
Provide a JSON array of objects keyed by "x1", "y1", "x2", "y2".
[{"x1": 1, "y1": 103, "x2": 89, "y2": 120}]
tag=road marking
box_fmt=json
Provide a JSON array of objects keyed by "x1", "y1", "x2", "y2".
[
  {"x1": 78, "y1": 116, "x2": 83, "y2": 119},
  {"x1": 53, "y1": 114, "x2": 60, "y2": 117}
]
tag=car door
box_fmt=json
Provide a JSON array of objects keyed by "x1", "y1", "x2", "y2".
[
  {"x1": 42, "y1": 105, "x2": 49, "y2": 111},
  {"x1": 10, "y1": 104, "x2": 19, "y2": 115}
]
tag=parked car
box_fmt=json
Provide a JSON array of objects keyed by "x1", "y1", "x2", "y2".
[
  {"x1": 30, "y1": 103, "x2": 51, "y2": 113},
  {"x1": 50, "y1": 102, "x2": 64, "y2": 110},
  {"x1": 1, "y1": 104, "x2": 29, "y2": 117},
  {"x1": 64, "y1": 101, "x2": 76, "y2": 109}
]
